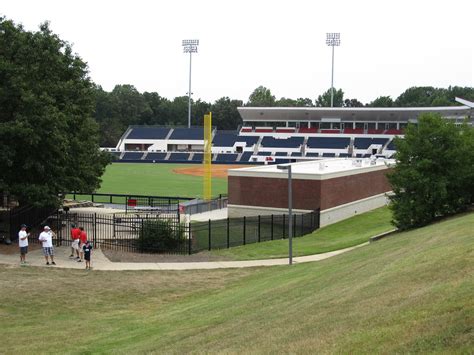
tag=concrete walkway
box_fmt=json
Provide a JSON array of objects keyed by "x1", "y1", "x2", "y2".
[{"x1": 0, "y1": 242, "x2": 368, "y2": 271}]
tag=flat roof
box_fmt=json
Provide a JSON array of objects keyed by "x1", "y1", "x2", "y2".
[
  {"x1": 228, "y1": 158, "x2": 395, "y2": 180},
  {"x1": 238, "y1": 106, "x2": 471, "y2": 123}
]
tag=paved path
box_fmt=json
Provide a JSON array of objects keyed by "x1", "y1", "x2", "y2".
[{"x1": 0, "y1": 242, "x2": 368, "y2": 271}]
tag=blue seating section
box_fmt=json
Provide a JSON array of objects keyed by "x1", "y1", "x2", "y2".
[
  {"x1": 168, "y1": 153, "x2": 190, "y2": 161},
  {"x1": 275, "y1": 152, "x2": 288, "y2": 156},
  {"x1": 257, "y1": 151, "x2": 272, "y2": 156},
  {"x1": 339, "y1": 153, "x2": 350, "y2": 158},
  {"x1": 122, "y1": 152, "x2": 143, "y2": 160},
  {"x1": 216, "y1": 154, "x2": 238, "y2": 162},
  {"x1": 127, "y1": 127, "x2": 170, "y2": 139},
  {"x1": 192, "y1": 153, "x2": 203, "y2": 162},
  {"x1": 386, "y1": 140, "x2": 396, "y2": 150},
  {"x1": 212, "y1": 132, "x2": 238, "y2": 147},
  {"x1": 307, "y1": 137, "x2": 350, "y2": 149},
  {"x1": 234, "y1": 136, "x2": 259, "y2": 146},
  {"x1": 306, "y1": 152, "x2": 319, "y2": 157},
  {"x1": 144, "y1": 153, "x2": 167, "y2": 161},
  {"x1": 354, "y1": 137, "x2": 389, "y2": 149},
  {"x1": 260, "y1": 136, "x2": 304, "y2": 148},
  {"x1": 322, "y1": 152, "x2": 336, "y2": 158},
  {"x1": 291, "y1": 152, "x2": 302, "y2": 157},
  {"x1": 274, "y1": 159, "x2": 291, "y2": 164},
  {"x1": 240, "y1": 152, "x2": 253, "y2": 162},
  {"x1": 169, "y1": 128, "x2": 203, "y2": 140}
]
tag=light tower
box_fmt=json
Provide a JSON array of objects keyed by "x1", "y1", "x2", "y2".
[
  {"x1": 326, "y1": 33, "x2": 340, "y2": 107},
  {"x1": 182, "y1": 39, "x2": 199, "y2": 128}
]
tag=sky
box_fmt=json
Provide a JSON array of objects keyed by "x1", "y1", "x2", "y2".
[{"x1": 2, "y1": 0, "x2": 473, "y2": 104}]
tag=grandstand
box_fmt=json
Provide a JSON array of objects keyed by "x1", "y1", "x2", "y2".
[{"x1": 104, "y1": 102, "x2": 472, "y2": 164}]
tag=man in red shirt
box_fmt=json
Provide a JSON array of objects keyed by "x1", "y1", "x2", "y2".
[
  {"x1": 70, "y1": 224, "x2": 81, "y2": 259},
  {"x1": 78, "y1": 227, "x2": 88, "y2": 262}
]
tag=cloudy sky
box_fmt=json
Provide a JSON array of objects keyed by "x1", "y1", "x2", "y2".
[{"x1": 2, "y1": 0, "x2": 473, "y2": 104}]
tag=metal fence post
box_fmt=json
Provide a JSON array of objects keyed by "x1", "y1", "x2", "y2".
[
  {"x1": 243, "y1": 216, "x2": 246, "y2": 245},
  {"x1": 258, "y1": 215, "x2": 261, "y2": 243},
  {"x1": 283, "y1": 214, "x2": 286, "y2": 239},
  {"x1": 93, "y1": 213, "x2": 97, "y2": 248},
  {"x1": 271, "y1": 214, "x2": 274, "y2": 240},
  {"x1": 227, "y1": 217, "x2": 230, "y2": 248},
  {"x1": 188, "y1": 222, "x2": 192, "y2": 255},
  {"x1": 208, "y1": 219, "x2": 211, "y2": 251}
]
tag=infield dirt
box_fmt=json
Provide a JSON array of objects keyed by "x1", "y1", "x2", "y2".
[{"x1": 173, "y1": 164, "x2": 249, "y2": 178}]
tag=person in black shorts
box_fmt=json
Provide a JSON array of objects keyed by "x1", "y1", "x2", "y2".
[{"x1": 82, "y1": 241, "x2": 93, "y2": 270}]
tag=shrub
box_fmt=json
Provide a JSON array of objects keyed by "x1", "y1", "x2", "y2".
[{"x1": 138, "y1": 219, "x2": 186, "y2": 253}]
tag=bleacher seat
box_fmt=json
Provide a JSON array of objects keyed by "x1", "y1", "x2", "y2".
[
  {"x1": 385, "y1": 129, "x2": 403, "y2": 135},
  {"x1": 354, "y1": 138, "x2": 389, "y2": 149},
  {"x1": 306, "y1": 152, "x2": 319, "y2": 157},
  {"x1": 255, "y1": 128, "x2": 273, "y2": 133},
  {"x1": 126, "y1": 127, "x2": 170, "y2": 140},
  {"x1": 260, "y1": 136, "x2": 304, "y2": 148},
  {"x1": 339, "y1": 153, "x2": 350, "y2": 158},
  {"x1": 239, "y1": 152, "x2": 253, "y2": 162},
  {"x1": 275, "y1": 128, "x2": 296, "y2": 133},
  {"x1": 320, "y1": 129, "x2": 341, "y2": 133},
  {"x1": 368, "y1": 129, "x2": 384, "y2": 134},
  {"x1": 121, "y1": 152, "x2": 144, "y2": 160},
  {"x1": 386, "y1": 141, "x2": 397, "y2": 150},
  {"x1": 275, "y1": 152, "x2": 288, "y2": 156},
  {"x1": 274, "y1": 158, "x2": 291, "y2": 164},
  {"x1": 212, "y1": 132, "x2": 238, "y2": 147},
  {"x1": 257, "y1": 151, "x2": 272, "y2": 156},
  {"x1": 291, "y1": 152, "x2": 302, "y2": 157},
  {"x1": 169, "y1": 128, "x2": 203, "y2": 140},
  {"x1": 192, "y1": 153, "x2": 203, "y2": 162},
  {"x1": 298, "y1": 127, "x2": 318, "y2": 133},
  {"x1": 343, "y1": 128, "x2": 364, "y2": 134},
  {"x1": 144, "y1": 152, "x2": 167, "y2": 161},
  {"x1": 235, "y1": 136, "x2": 259, "y2": 146},
  {"x1": 167, "y1": 153, "x2": 190, "y2": 161},
  {"x1": 306, "y1": 137, "x2": 350, "y2": 149},
  {"x1": 322, "y1": 152, "x2": 336, "y2": 157},
  {"x1": 216, "y1": 154, "x2": 238, "y2": 162},
  {"x1": 240, "y1": 127, "x2": 252, "y2": 133}
]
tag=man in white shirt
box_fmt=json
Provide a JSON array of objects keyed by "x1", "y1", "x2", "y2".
[
  {"x1": 38, "y1": 226, "x2": 56, "y2": 265},
  {"x1": 18, "y1": 224, "x2": 30, "y2": 264}
]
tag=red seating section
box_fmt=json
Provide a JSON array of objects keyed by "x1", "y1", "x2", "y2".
[
  {"x1": 343, "y1": 128, "x2": 364, "y2": 134},
  {"x1": 367, "y1": 129, "x2": 384, "y2": 134},
  {"x1": 298, "y1": 127, "x2": 318, "y2": 133},
  {"x1": 320, "y1": 129, "x2": 341, "y2": 134}
]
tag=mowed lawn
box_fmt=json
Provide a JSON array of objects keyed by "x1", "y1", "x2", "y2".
[
  {"x1": 207, "y1": 206, "x2": 394, "y2": 260},
  {"x1": 97, "y1": 163, "x2": 228, "y2": 198},
  {"x1": 1, "y1": 212, "x2": 473, "y2": 353}
]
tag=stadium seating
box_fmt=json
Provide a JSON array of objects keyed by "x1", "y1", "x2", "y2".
[
  {"x1": 126, "y1": 127, "x2": 170, "y2": 139},
  {"x1": 354, "y1": 137, "x2": 389, "y2": 149},
  {"x1": 275, "y1": 128, "x2": 296, "y2": 133},
  {"x1": 274, "y1": 158, "x2": 291, "y2": 164},
  {"x1": 385, "y1": 129, "x2": 403, "y2": 135},
  {"x1": 343, "y1": 128, "x2": 364, "y2": 134},
  {"x1": 240, "y1": 127, "x2": 252, "y2": 133},
  {"x1": 320, "y1": 129, "x2": 341, "y2": 134},
  {"x1": 169, "y1": 128, "x2": 203, "y2": 140},
  {"x1": 386, "y1": 141, "x2": 396, "y2": 150},
  {"x1": 367, "y1": 129, "x2": 384, "y2": 134},
  {"x1": 216, "y1": 154, "x2": 238, "y2": 162},
  {"x1": 191, "y1": 153, "x2": 203, "y2": 162},
  {"x1": 239, "y1": 152, "x2": 253, "y2": 162},
  {"x1": 306, "y1": 137, "x2": 350, "y2": 149},
  {"x1": 257, "y1": 151, "x2": 272, "y2": 156},
  {"x1": 275, "y1": 152, "x2": 288, "y2": 156},
  {"x1": 144, "y1": 152, "x2": 167, "y2": 161},
  {"x1": 339, "y1": 153, "x2": 351, "y2": 158},
  {"x1": 212, "y1": 132, "x2": 239, "y2": 147},
  {"x1": 298, "y1": 127, "x2": 318, "y2": 133},
  {"x1": 322, "y1": 152, "x2": 336, "y2": 157},
  {"x1": 167, "y1": 153, "x2": 190, "y2": 161},
  {"x1": 255, "y1": 128, "x2": 273, "y2": 133},
  {"x1": 291, "y1": 152, "x2": 302, "y2": 157},
  {"x1": 235, "y1": 136, "x2": 259, "y2": 146},
  {"x1": 121, "y1": 152, "x2": 144, "y2": 160},
  {"x1": 260, "y1": 136, "x2": 304, "y2": 148},
  {"x1": 306, "y1": 152, "x2": 319, "y2": 157}
]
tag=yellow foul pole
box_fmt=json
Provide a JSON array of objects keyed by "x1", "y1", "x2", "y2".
[{"x1": 203, "y1": 112, "x2": 212, "y2": 200}]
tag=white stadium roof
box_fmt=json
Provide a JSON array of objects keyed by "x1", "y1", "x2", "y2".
[{"x1": 238, "y1": 105, "x2": 472, "y2": 122}]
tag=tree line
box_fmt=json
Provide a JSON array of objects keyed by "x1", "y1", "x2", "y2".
[{"x1": 94, "y1": 85, "x2": 474, "y2": 146}]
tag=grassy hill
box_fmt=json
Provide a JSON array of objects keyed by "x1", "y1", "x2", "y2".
[{"x1": 0, "y1": 212, "x2": 472, "y2": 353}]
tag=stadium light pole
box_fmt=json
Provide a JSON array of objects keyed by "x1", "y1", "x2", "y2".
[
  {"x1": 277, "y1": 164, "x2": 293, "y2": 265},
  {"x1": 326, "y1": 33, "x2": 340, "y2": 107},
  {"x1": 182, "y1": 39, "x2": 199, "y2": 128}
]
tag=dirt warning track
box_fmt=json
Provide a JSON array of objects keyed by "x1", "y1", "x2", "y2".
[{"x1": 173, "y1": 165, "x2": 249, "y2": 178}]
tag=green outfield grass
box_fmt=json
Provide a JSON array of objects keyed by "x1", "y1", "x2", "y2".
[
  {"x1": 195, "y1": 206, "x2": 394, "y2": 260},
  {"x1": 1, "y1": 212, "x2": 472, "y2": 353},
  {"x1": 96, "y1": 163, "x2": 228, "y2": 198}
]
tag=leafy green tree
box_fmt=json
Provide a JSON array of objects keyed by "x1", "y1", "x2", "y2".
[
  {"x1": 315, "y1": 88, "x2": 344, "y2": 107},
  {"x1": 211, "y1": 97, "x2": 243, "y2": 130},
  {"x1": 388, "y1": 113, "x2": 474, "y2": 230},
  {"x1": 296, "y1": 98, "x2": 314, "y2": 107},
  {"x1": 247, "y1": 86, "x2": 276, "y2": 107},
  {"x1": 368, "y1": 96, "x2": 393, "y2": 107},
  {"x1": 343, "y1": 98, "x2": 364, "y2": 107},
  {"x1": 0, "y1": 18, "x2": 110, "y2": 206}
]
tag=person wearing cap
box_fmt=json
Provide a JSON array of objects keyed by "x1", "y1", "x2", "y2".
[
  {"x1": 38, "y1": 226, "x2": 56, "y2": 266},
  {"x1": 18, "y1": 224, "x2": 30, "y2": 264}
]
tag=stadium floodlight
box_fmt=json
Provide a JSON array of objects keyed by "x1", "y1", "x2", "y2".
[
  {"x1": 277, "y1": 164, "x2": 293, "y2": 265},
  {"x1": 182, "y1": 39, "x2": 199, "y2": 128},
  {"x1": 326, "y1": 33, "x2": 341, "y2": 108}
]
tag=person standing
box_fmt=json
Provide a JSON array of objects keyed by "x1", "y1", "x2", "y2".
[
  {"x1": 70, "y1": 223, "x2": 81, "y2": 259},
  {"x1": 38, "y1": 226, "x2": 56, "y2": 266},
  {"x1": 78, "y1": 227, "x2": 87, "y2": 262},
  {"x1": 82, "y1": 240, "x2": 93, "y2": 270},
  {"x1": 18, "y1": 224, "x2": 30, "y2": 264}
]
